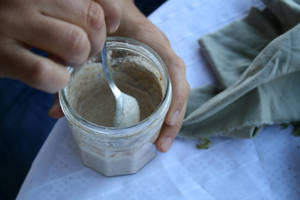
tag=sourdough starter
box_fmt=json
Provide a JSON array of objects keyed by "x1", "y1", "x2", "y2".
[
  {"x1": 63, "y1": 56, "x2": 168, "y2": 176},
  {"x1": 67, "y1": 62, "x2": 163, "y2": 127}
]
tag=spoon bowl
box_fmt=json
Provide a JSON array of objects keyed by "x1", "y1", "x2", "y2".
[{"x1": 101, "y1": 42, "x2": 140, "y2": 127}]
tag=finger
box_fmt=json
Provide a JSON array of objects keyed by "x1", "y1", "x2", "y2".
[
  {"x1": 155, "y1": 103, "x2": 187, "y2": 152},
  {"x1": 0, "y1": 39, "x2": 69, "y2": 93},
  {"x1": 95, "y1": 0, "x2": 121, "y2": 33},
  {"x1": 11, "y1": 13, "x2": 91, "y2": 66},
  {"x1": 164, "y1": 56, "x2": 190, "y2": 126},
  {"x1": 39, "y1": 0, "x2": 106, "y2": 56},
  {"x1": 125, "y1": 26, "x2": 190, "y2": 126},
  {"x1": 49, "y1": 93, "x2": 64, "y2": 118}
]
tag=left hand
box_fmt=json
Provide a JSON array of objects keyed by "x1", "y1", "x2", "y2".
[{"x1": 49, "y1": 1, "x2": 190, "y2": 152}]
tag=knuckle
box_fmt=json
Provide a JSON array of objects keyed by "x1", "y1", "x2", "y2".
[
  {"x1": 66, "y1": 28, "x2": 89, "y2": 64},
  {"x1": 171, "y1": 56, "x2": 190, "y2": 98},
  {"x1": 185, "y1": 82, "x2": 191, "y2": 96},
  {"x1": 156, "y1": 28, "x2": 170, "y2": 45},
  {"x1": 166, "y1": 53, "x2": 186, "y2": 72},
  {"x1": 174, "y1": 56, "x2": 186, "y2": 70},
  {"x1": 87, "y1": 1, "x2": 105, "y2": 30},
  {"x1": 181, "y1": 83, "x2": 190, "y2": 101},
  {"x1": 174, "y1": 123, "x2": 183, "y2": 131}
]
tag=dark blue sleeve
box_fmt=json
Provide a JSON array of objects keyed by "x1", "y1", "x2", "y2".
[
  {"x1": 0, "y1": 48, "x2": 57, "y2": 199},
  {"x1": 0, "y1": 79, "x2": 57, "y2": 199}
]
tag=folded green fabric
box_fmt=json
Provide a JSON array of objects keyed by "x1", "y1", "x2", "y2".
[{"x1": 179, "y1": 0, "x2": 300, "y2": 139}]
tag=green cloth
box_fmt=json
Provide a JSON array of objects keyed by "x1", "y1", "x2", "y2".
[{"x1": 179, "y1": 0, "x2": 300, "y2": 139}]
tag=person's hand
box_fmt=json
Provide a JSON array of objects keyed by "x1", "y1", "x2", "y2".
[
  {"x1": 0, "y1": 0, "x2": 122, "y2": 92},
  {"x1": 49, "y1": 1, "x2": 190, "y2": 152},
  {"x1": 112, "y1": 2, "x2": 190, "y2": 152}
]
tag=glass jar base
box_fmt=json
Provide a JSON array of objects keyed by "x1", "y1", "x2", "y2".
[{"x1": 79, "y1": 144, "x2": 156, "y2": 176}]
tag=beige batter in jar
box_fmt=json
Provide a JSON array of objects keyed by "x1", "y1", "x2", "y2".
[{"x1": 59, "y1": 37, "x2": 172, "y2": 176}]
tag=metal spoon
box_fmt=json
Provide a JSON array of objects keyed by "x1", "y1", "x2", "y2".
[{"x1": 101, "y1": 42, "x2": 140, "y2": 127}]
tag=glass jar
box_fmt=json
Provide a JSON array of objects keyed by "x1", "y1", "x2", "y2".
[{"x1": 59, "y1": 37, "x2": 172, "y2": 176}]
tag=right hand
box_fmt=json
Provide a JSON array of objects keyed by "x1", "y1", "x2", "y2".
[{"x1": 0, "y1": 0, "x2": 122, "y2": 93}]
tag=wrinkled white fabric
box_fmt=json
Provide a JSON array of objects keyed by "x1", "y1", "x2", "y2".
[{"x1": 17, "y1": 0, "x2": 300, "y2": 199}]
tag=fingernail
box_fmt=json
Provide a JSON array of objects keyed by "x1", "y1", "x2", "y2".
[
  {"x1": 168, "y1": 110, "x2": 180, "y2": 126},
  {"x1": 109, "y1": 25, "x2": 118, "y2": 34},
  {"x1": 108, "y1": 21, "x2": 120, "y2": 34},
  {"x1": 161, "y1": 137, "x2": 173, "y2": 152}
]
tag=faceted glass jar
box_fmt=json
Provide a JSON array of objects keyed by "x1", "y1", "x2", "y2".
[{"x1": 59, "y1": 37, "x2": 172, "y2": 176}]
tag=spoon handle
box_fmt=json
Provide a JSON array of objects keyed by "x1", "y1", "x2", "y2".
[{"x1": 101, "y1": 42, "x2": 121, "y2": 98}]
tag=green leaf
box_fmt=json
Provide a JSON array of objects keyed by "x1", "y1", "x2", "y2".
[
  {"x1": 291, "y1": 121, "x2": 300, "y2": 127},
  {"x1": 196, "y1": 138, "x2": 210, "y2": 149},
  {"x1": 280, "y1": 121, "x2": 300, "y2": 137},
  {"x1": 293, "y1": 129, "x2": 300, "y2": 136},
  {"x1": 281, "y1": 123, "x2": 289, "y2": 129}
]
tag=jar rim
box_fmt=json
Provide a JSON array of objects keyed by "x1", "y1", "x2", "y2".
[{"x1": 59, "y1": 36, "x2": 172, "y2": 138}]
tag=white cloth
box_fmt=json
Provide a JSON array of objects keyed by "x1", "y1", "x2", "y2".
[{"x1": 17, "y1": 0, "x2": 300, "y2": 199}]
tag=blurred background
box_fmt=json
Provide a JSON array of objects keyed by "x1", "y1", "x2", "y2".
[{"x1": 0, "y1": 0, "x2": 166, "y2": 199}]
